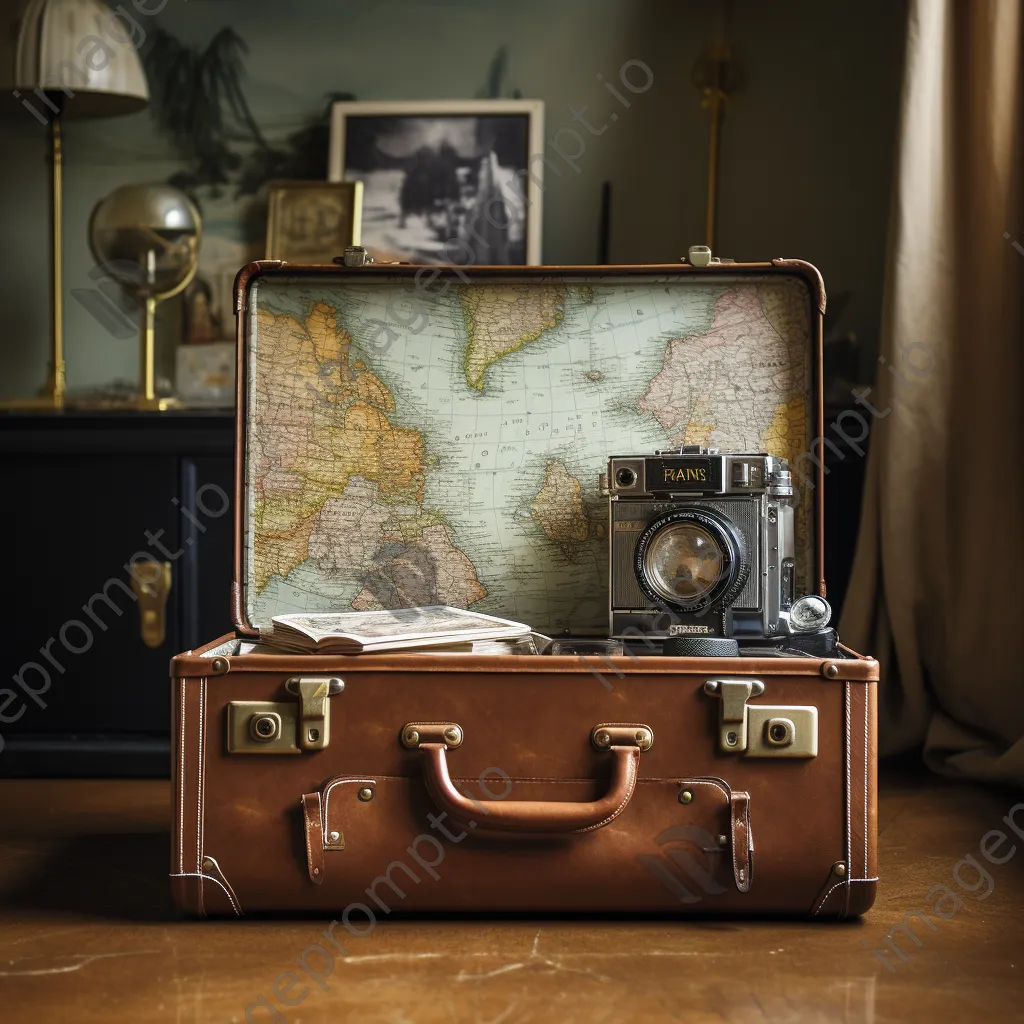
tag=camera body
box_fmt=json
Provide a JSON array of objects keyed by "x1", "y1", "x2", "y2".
[{"x1": 607, "y1": 445, "x2": 803, "y2": 643}]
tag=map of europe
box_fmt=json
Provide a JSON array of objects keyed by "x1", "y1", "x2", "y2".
[{"x1": 244, "y1": 273, "x2": 813, "y2": 632}]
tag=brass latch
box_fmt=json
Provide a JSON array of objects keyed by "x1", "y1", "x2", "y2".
[
  {"x1": 227, "y1": 676, "x2": 344, "y2": 754},
  {"x1": 703, "y1": 679, "x2": 817, "y2": 758},
  {"x1": 130, "y1": 560, "x2": 171, "y2": 647}
]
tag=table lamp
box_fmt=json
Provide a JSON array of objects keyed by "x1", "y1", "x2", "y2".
[{"x1": 1, "y1": 0, "x2": 149, "y2": 408}]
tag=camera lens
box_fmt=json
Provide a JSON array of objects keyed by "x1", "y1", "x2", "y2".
[
  {"x1": 645, "y1": 523, "x2": 724, "y2": 604},
  {"x1": 615, "y1": 467, "x2": 637, "y2": 487}
]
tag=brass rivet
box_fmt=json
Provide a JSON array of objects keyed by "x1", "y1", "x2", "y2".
[
  {"x1": 313, "y1": 867, "x2": 320, "y2": 876},
  {"x1": 405, "y1": 729, "x2": 420, "y2": 746},
  {"x1": 678, "y1": 789, "x2": 693, "y2": 804},
  {"x1": 443, "y1": 726, "x2": 461, "y2": 745},
  {"x1": 201, "y1": 856, "x2": 214, "y2": 871},
  {"x1": 210, "y1": 656, "x2": 229, "y2": 675},
  {"x1": 823, "y1": 662, "x2": 840, "y2": 679},
  {"x1": 717, "y1": 834, "x2": 728, "y2": 846},
  {"x1": 835, "y1": 861, "x2": 847, "y2": 877},
  {"x1": 327, "y1": 831, "x2": 340, "y2": 844},
  {"x1": 726, "y1": 731, "x2": 739, "y2": 747},
  {"x1": 357, "y1": 787, "x2": 374, "y2": 802},
  {"x1": 594, "y1": 730, "x2": 611, "y2": 748}
]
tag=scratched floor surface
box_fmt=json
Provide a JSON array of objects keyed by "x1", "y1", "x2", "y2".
[{"x1": 0, "y1": 773, "x2": 1021, "y2": 1023}]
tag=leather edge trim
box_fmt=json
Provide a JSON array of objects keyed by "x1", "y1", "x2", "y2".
[
  {"x1": 729, "y1": 791, "x2": 753, "y2": 893},
  {"x1": 843, "y1": 682, "x2": 852, "y2": 918},
  {"x1": 197, "y1": 678, "x2": 207, "y2": 915},
  {"x1": 812, "y1": 877, "x2": 879, "y2": 919},
  {"x1": 198, "y1": 855, "x2": 243, "y2": 916},
  {"x1": 844, "y1": 878, "x2": 879, "y2": 918},
  {"x1": 166, "y1": 651, "x2": 880, "y2": 678},
  {"x1": 323, "y1": 777, "x2": 377, "y2": 832},
  {"x1": 169, "y1": 872, "x2": 204, "y2": 917},
  {"x1": 171, "y1": 872, "x2": 243, "y2": 917},
  {"x1": 770, "y1": 258, "x2": 827, "y2": 314},
  {"x1": 301, "y1": 792, "x2": 326, "y2": 885},
  {"x1": 175, "y1": 679, "x2": 185, "y2": 874}
]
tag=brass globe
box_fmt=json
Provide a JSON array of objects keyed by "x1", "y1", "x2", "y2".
[{"x1": 89, "y1": 184, "x2": 201, "y2": 409}]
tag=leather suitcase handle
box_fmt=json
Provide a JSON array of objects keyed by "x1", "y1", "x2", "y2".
[{"x1": 419, "y1": 741, "x2": 640, "y2": 834}]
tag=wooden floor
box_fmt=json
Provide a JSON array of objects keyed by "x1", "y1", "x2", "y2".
[{"x1": 0, "y1": 772, "x2": 1021, "y2": 1023}]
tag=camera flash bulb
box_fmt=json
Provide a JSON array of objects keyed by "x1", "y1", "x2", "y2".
[{"x1": 789, "y1": 595, "x2": 832, "y2": 632}]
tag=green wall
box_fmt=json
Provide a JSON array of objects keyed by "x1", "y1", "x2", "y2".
[{"x1": 0, "y1": 0, "x2": 904, "y2": 399}]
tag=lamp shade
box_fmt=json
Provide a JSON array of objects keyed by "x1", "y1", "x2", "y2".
[{"x1": 3, "y1": 0, "x2": 149, "y2": 118}]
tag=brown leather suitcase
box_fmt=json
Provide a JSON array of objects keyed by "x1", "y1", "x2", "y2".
[{"x1": 170, "y1": 257, "x2": 878, "y2": 919}]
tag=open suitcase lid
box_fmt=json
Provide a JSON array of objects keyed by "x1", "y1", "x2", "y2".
[{"x1": 231, "y1": 259, "x2": 826, "y2": 638}]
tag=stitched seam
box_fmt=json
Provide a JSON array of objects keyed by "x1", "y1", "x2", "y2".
[
  {"x1": 202, "y1": 857, "x2": 243, "y2": 914},
  {"x1": 170, "y1": 873, "x2": 242, "y2": 916},
  {"x1": 323, "y1": 777, "x2": 377, "y2": 829},
  {"x1": 197, "y1": 679, "x2": 206, "y2": 916},
  {"x1": 573, "y1": 750, "x2": 639, "y2": 833},
  {"x1": 811, "y1": 877, "x2": 878, "y2": 916},
  {"x1": 864, "y1": 685, "x2": 869, "y2": 875},
  {"x1": 197, "y1": 679, "x2": 206, "y2": 873},
  {"x1": 845, "y1": 683, "x2": 851, "y2": 871},
  {"x1": 332, "y1": 774, "x2": 698, "y2": 784},
  {"x1": 680, "y1": 778, "x2": 730, "y2": 798},
  {"x1": 178, "y1": 683, "x2": 185, "y2": 874},
  {"x1": 731, "y1": 801, "x2": 745, "y2": 886},
  {"x1": 302, "y1": 795, "x2": 319, "y2": 874},
  {"x1": 195, "y1": 681, "x2": 202, "y2": 872}
]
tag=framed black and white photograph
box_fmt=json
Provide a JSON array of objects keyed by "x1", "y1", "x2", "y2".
[{"x1": 328, "y1": 100, "x2": 543, "y2": 265}]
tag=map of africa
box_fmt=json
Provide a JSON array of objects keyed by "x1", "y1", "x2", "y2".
[{"x1": 244, "y1": 273, "x2": 813, "y2": 632}]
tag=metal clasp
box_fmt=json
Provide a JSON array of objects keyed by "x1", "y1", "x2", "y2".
[
  {"x1": 401, "y1": 723, "x2": 464, "y2": 749},
  {"x1": 703, "y1": 679, "x2": 818, "y2": 759},
  {"x1": 227, "y1": 676, "x2": 344, "y2": 754},
  {"x1": 703, "y1": 679, "x2": 764, "y2": 751},
  {"x1": 591, "y1": 723, "x2": 654, "y2": 751},
  {"x1": 130, "y1": 560, "x2": 172, "y2": 647},
  {"x1": 286, "y1": 676, "x2": 345, "y2": 751}
]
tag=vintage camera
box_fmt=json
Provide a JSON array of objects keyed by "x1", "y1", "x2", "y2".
[{"x1": 607, "y1": 446, "x2": 831, "y2": 655}]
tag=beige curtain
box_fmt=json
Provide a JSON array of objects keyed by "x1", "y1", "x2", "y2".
[{"x1": 841, "y1": 0, "x2": 1024, "y2": 784}]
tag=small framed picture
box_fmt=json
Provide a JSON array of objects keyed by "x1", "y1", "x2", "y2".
[
  {"x1": 328, "y1": 99, "x2": 543, "y2": 265},
  {"x1": 265, "y1": 180, "x2": 363, "y2": 263}
]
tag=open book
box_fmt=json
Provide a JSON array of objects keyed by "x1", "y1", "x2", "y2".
[{"x1": 266, "y1": 606, "x2": 534, "y2": 655}]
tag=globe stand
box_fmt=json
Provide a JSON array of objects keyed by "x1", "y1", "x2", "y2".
[
  {"x1": 87, "y1": 187, "x2": 201, "y2": 412},
  {"x1": 135, "y1": 294, "x2": 181, "y2": 411}
]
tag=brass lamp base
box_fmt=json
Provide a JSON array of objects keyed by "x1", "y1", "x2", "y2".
[
  {"x1": 0, "y1": 362, "x2": 66, "y2": 410},
  {"x1": 0, "y1": 393, "x2": 66, "y2": 411},
  {"x1": 57, "y1": 393, "x2": 182, "y2": 412},
  {"x1": 135, "y1": 394, "x2": 181, "y2": 412}
]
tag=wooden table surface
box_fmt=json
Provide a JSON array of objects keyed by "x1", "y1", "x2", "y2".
[{"x1": 0, "y1": 772, "x2": 1021, "y2": 1023}]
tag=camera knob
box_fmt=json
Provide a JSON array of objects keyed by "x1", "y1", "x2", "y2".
[{"x1": 663, "y1": 637, "x2": 740, "y2": 657}]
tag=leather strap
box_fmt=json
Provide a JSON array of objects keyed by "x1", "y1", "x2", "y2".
[
  {"x1": 301, "y1": 791, "x2": 325, "y2": 885},
  {"x1": 730, "y1": 790, "x2": 754, "y2": 892},
  {"x1": 419, "y1": 742, "x2": 640, "y2": 834}
]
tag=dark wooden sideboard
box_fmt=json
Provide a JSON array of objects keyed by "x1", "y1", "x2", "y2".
[
  {"x1": 0, "y1": 408, "x2": 867, "y2": 778},
  {"x1": 0, "y1": 412, "x2": 234, "y2": 777}
]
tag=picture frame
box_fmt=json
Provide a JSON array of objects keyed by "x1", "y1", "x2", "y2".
[
  {"x1": 328, "y1": 99, "x2": 544, "y2": 265},
  {"x1": 265, "y1": 180, "x2": 363, "y2": 263}
]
